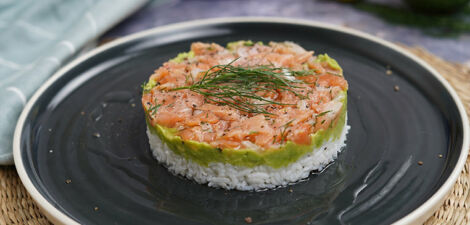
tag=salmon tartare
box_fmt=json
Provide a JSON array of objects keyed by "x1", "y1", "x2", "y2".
[{"x1": 142, "y1": 41, "x2": 349, "y2": 190}]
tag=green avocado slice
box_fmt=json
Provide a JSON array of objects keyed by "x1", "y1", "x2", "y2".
[
  {"x1": 170, "y1": 51, "x2": 195, "y2": 63},
  {"x1": 315, "y1": 54, "x2": 342, "y2": 73},
  {"x1": 146, "y1": 91, "x2": 347, "y2": 169}
]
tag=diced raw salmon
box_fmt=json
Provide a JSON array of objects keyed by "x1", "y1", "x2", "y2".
[{"x1": 142, "y1": 41, "x2": 348, "y2": 150}]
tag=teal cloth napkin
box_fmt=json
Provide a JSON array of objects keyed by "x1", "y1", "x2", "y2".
[{"x1": 0, "y1": 0, "x2": 148, "y2": 165}]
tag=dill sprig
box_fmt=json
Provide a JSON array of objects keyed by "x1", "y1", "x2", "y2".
[
  {"x1": 148, "y1": 97, "x2": 162, "y2": 115},
  {"x1": 280, "y1": 119, "x2": 295, "y2": 144},
  {"x1": 316, "y1": 110, "x2": 331, "y2": 117},
  {"x1": 172, "y1": 60, "x2": 314, "y2": 114}
]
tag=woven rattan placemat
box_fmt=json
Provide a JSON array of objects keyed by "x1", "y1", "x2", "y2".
[{"x1": 0, "y1": 46, "x2": 468, "y2": 225}]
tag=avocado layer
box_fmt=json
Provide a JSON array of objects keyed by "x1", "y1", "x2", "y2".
[
  {"x1": 315, "y1": 54, "x2": 342, "y2": 72},
  {"x1": 170, "y1": 51, "x2": 195, "y2": 63},
  {"x1": 146, "y1": 91, "x2": 347, "y2": 169}
]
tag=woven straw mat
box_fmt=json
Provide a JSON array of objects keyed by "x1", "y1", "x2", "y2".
[{"x1": 0, "y1": 46, "x2": 469, "y2": 225}]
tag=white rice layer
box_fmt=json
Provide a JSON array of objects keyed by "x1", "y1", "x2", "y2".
[{"x1": 147, "y1": 119, "x2": 349, "y2": 191}]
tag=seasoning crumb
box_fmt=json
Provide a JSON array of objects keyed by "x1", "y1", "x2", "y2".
[
  {"x1": 244, "y1": 217, "x2": 252, "y2": 223},
  {"x1": 438, "y1": 154, "x2": 443, "y2": 158},
  {"x1": 80, "y1": 111, "x2": 85, "y2": 116},
  {"x1": 49, "y1": 149, "x2": 53, "y2": 153},
  {"x1": 92, "y1": 132, "x2": 101, "y2": 138},
  {"x1": 386, "y1": 70, "x2": 392, "y2": 75},
  {"x1": 394, "y1": 85, "x2": 400, "y2": 92},
  {"x1": 48, "y1": 128, "x2": 52, "y2": 132},
  {"x1": 288, "y1": 189, "x2": 293, "y2": 193},
  {"x1": 94, "y1": 206, "x2": 99, "y2": 211},
  {"x1": 418, "y1": 161, "x2": 424, "y2": 166},
  {"x1": 65, "y1": 179, "x2": 72, "y2": 184},
  {"x1": 131, "y1": 103, "x2": 136, "y2": 108}
]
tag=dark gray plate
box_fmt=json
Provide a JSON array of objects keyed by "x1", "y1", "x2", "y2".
[{"x1": 14, "y1": 18, "x2": 469, "y2": 225}]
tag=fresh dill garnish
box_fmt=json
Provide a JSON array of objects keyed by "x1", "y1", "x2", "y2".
[
  {"x1": 171, "y1": 59, "x2": 314, "y2": 114},
  {"x1": 316, "y1": 110, "x2": 332, "y2": 117},
  {"x1": 148, "y1": 101, "x2": 162, "y2": 115},
  {"x1": 279, "y1": 119, "x2": 295, "y2": 144}
]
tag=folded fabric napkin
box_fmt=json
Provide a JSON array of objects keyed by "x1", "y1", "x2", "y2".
[{"x1": 0, "y1": 0, "x2": 148, "y2": 165}]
